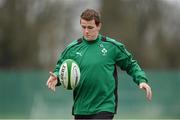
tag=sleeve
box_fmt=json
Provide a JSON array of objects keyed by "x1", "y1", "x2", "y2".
[
  {"x1": 53, "y1": 47, "x2": 69, "y2": 86},
  {"x1": 115, "y1": 44, "x2": 148, "y2": 85}
]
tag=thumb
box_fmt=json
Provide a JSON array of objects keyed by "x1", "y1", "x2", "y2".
[
  {"x1": 49, "y1": 71, "x2": 57, "y2": 78},
  {"x1": 139, "y1": 83, "x2": 146, "y2": 90},
  {"x1": 139, "y1": 85, "x2": 143, "y2": 89}
]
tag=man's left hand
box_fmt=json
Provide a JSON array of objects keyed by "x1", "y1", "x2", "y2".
[{"x1": 139, "y1": 82, "x2": 152, "y2": 101}]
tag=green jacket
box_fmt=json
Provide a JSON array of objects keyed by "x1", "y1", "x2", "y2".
[{"x1": 54, "y1": 34, "x2": 148, "y2": 115}]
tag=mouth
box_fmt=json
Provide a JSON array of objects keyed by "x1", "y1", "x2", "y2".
[{"x1": 86, "y1": 35, "x2": 91, "y2": 37}]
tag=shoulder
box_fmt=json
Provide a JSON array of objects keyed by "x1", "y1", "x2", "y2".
[
  {"x1": 66, "y1": 38, "x2": 83, "y2": 49},
  {"x1": 63, "y1": 38, "x2": 83, "y2": 53},
  {"x1": 102, "y1": 36, "x2": 124, "y2": 47},
  {"x1": 61, "y1": 38, "x2": 83, "y2": 56}
]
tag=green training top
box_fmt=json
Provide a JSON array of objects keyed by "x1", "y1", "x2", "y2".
[{"x1": 53, "y1": 34, "x2": 148, "y2": 115}]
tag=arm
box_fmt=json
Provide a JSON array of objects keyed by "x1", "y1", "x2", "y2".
[
  {"x1": 46, "y1": 39, "x2": 83, "y2": 91},
  {"x1": 46, "y1": 43, "x2": 71, "y2": 91},
  {"x1": 46, "y1": 50, "x2": 65, "y2": 92},
  {"x1": 116, "y1": 44, "x2": 152, "y2": 101}
]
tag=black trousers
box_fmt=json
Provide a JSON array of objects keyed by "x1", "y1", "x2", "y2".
[{"x1": 74, "y1": 111, "x2": 114, "y2": 120}]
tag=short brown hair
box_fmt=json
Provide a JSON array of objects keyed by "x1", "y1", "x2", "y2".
[{"x1": 80, "y1": 9, "x2": 101, "y2": 26}]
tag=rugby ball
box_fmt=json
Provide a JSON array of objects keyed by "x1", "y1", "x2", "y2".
[{"x1": 59, "y1": 59, "x2": 80, "y2": 90}]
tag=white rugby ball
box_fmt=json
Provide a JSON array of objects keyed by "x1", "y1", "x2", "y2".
[{"x1": 59, "y1": 59, "x2": 80, "y2": 90}]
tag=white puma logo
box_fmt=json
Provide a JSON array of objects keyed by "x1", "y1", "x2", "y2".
[{"x1": 76, "y1": 52, "x2": 82, "y2": 56}]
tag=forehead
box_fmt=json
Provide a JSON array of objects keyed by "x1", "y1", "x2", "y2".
[{"x1": 80, "y1": 19, "x2": 96, "y2": 26}]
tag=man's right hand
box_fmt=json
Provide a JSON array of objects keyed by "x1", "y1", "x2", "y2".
[{"x1": 46, "y1": 71, "x2": 58, "y2": 92}]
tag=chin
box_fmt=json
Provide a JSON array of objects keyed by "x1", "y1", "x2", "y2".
[
  {"x1": 87, "y1": 38, "x2": 94, "y2": 41},
  {"x1": 85, "y1": 36, "x2": 91, "y2": 41}
]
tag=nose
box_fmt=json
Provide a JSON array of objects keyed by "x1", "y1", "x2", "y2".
[{"x1": 84, "y1": 28, "x2": 89, "y2": 34}]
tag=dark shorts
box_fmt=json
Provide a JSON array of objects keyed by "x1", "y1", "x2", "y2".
[{"x1": 74, "y1": 111, "x2": 114, "y2": 120}]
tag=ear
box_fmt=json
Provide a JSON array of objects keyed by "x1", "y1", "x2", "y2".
[{"x1": 97, "y1": 23, "x2": 102, "y2": 30}]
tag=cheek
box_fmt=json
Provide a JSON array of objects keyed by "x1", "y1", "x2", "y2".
[
  {"x1": 92, "y1": 29, "x2": 98, "y2": 34},
  {"x1": 90, "y1": 28, "x2": 97, "y2": 33}
]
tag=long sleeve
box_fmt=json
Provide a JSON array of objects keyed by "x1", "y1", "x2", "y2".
[{"x1": 115, "y1": 44, "x2": 148, "y2": 85}]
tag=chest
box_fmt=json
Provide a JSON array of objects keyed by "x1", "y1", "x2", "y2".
[{"x1": 67, "y1": 43, "x2": 115, "y2": 68}]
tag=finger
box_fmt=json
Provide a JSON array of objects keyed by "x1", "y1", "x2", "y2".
[
  {"x1": 146, "y1": 88, "x2": 152, "y2": 101},
  {"x1": 50, "y1": 85, "x2": 56, "y2": 92},
  {"x1": 148, "y1": 89, "x2": 152, "y2": 101},
  {"x1": 48, "y1": 82, "x2": 52, "y2": 89},
  {"x1": 52, "y1": 86, "x2": 56, "y2": 92},
  {"x1": 46, "y1": 79, "x2": 51, "y2": 86},
  {"x1": 46, "y1": 76, "x2": 57, "y2": 86},
  {"x1": 50, "y1": 85, "x2": 54, "y2": 91},
  {"x1": 48, "y1": 81, "x2": 56, "y2": 92},
  {"x1": 140, "y1": 83, "x2": 149, "y2": 91},
  {"x1": 139, "y1": 85, "x2": 146, "y2": 91},
  {"x1": 49, "y1": 71, "x2": 57, "y2": 77},
  {"x1": 46, "y1": 76, "x2": 53, "y2": 86},
  {"x1": 139, "y1": 84, "x2": 152, "y2": 101},
  {"x1": 46, "y1": 78, "x2": 53, "y2": 86},
  {"x1": 48, "y1": 81, "x2": 54, "y2": 90},
  {"x1": 52, "y1": 81, "x2": 57, "y2": 91},
  {"x1": 139, "y1": 83, "x2": 145, "y2": 89},
  {"x1": 50, "y1": 84, "x2": 53, "y2": 91}
]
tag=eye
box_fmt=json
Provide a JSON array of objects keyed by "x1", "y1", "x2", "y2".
[
  {"x1": 81, "y1": 26, "x2": 86, "y2": 29},
  {"x1": 87, "y1": 26, "x2": 94, "y2": 29}
]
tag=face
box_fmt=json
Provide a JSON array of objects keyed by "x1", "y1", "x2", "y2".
[{"x1": 80, "y1": 19, "x2": 101, "y2": 41}]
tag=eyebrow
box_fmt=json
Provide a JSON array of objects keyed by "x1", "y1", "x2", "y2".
[{"x1": 81, "y1": 25, "x2": 94, "y2": 28}]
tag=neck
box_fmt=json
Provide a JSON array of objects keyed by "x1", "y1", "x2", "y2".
[
  {"x1": 83, "y1": 34, "x2": 101, "y2": 44},
  {"x1": 85, "y1": 34, "x2": 99, "y2": 41}
]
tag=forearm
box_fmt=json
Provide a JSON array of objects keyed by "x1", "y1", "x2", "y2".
[
  {"x1": 126, "y1": 59, "x2": 148, "y2": 85},
  {"x1": 118, "y1": 57, "x2": 148, "y2": 85}
]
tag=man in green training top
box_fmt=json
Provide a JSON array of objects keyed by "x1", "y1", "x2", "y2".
[{"x1": 46, "y1": 9, "x2": 152, "y2": 119}]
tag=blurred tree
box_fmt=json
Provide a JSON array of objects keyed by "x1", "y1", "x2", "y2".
[
  {"x1": 157, "y1": 2, "x2": 180, "y2": 69},
  {"x1": 101, "y1": 0, "x2": 180, "y2": 69},
  {"x1": 0, "y1": 0, "x2": 38, "y2": 68},
  {"x1": 0, "y1": 0, "x2": 73, "y2": 69},
  {"x1": 0, "y1": 0, "x2": 180, "y2": 69}
]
